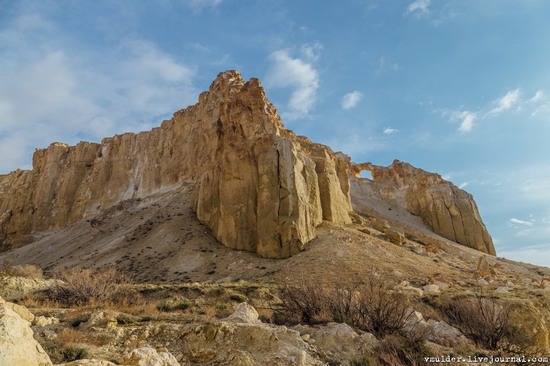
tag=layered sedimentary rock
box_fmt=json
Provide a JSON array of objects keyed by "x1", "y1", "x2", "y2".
[
  {"x1": 0, "y1": 70, "x2": 351, "y2": 258},
  {"x1": 352, "y1": 160, "x2": 495, "y2": 255}
]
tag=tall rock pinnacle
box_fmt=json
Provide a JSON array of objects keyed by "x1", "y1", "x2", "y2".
[{"x1": 0, "y1": 71, "x2": 352, "y2": 258}]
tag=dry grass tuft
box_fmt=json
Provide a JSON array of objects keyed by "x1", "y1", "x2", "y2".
[{"x1": 1, "y1": 263, "x2": 44, "y2": 279}]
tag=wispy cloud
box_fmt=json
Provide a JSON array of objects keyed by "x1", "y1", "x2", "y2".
[
  {"x1": 488, "y1": 89, "x2": 520, "y2": 115},
  {"x1": 375, "y1": 56, "x2": 400, "y2": 76},
  {"x1": 406, "y1": 0, "x2": 431, "y2": 16},
  {"x1": 457, "y1": 111, "x2": 476, "y2": 133},
  {"x1": 185, "y1": 0, "x2": 223, "y2": 13},
  {"x1": 509, "y1": 218, "x2": 534, "y2": 227},
  {"x1": 341, "y1": 91, "x2": 362, "y2": 110},
  {"x1": 530, "y1": 90, "x2": 544, "y2": 102},
  {"x1": 383, "y1": 127, "x2": 398, "y2": 135},
  {"x1": 433, "y1": 87, "x2": 548, "y2": 134},
  {"x1": 265, "y1": 45, "x2": 321, "y2": 121}
]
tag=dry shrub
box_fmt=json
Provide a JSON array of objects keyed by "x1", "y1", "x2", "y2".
[
  {"x1": 1, "y1": 264, "x2": 44, "y2": 279},
  {"x1": 277, "y1": 273, "x2": 410, "y2": 338},
  {"x1": 50, "y1": 267, "x2": 130, "y2": 306},
  {"x1": 355, "y1": 273, "x2": 410, "y2": 338},
  {"x1": 441, "y1": 294, "x2": 512, "y2": 350},
  {"x1": 375, "y1": 334, "x2": 431, "y2": 366},
  {"x1": 276, "y1": 280, "x2": 331, "y2": 324}
]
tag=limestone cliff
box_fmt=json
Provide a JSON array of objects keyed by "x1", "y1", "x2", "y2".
[
  {"x1": 352, "y1": 160, "x2": 495, "y2": 255},
  {"x1": 0, "y1": 71, "x2": 351, "y2": 258}
]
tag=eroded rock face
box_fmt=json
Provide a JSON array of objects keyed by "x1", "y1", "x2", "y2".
[
  {"x1": 353, "y1": 160, "x2": 495, "y2": 255},
  {"x1": 0, "y1": 70, "x2": 351, "y2": 258}
]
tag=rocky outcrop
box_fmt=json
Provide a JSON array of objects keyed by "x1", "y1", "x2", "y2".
[
  {"x1": 353, "y1": 160, "x2": 495, "y2": 255},
  {"x1": 123, "y1": 347, "x2": 180, "y2": 366},
  {"x1": 0, "y1": 296, "x2": 52, "y2": 366},
  {"x1": 182, "y1": 303, "x2": 325, "y2": 365},
  {"x1": 0, "y1": 70, "x2": 351, "y2": 258}
]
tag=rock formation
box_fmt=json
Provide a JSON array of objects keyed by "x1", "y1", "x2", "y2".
[
  {"x1": 0, "y1": 70, "x2": 351, "y2": 258},
  {"x1": 0, "y1": 296, "x2": 52, "y2": 366},
  {"x1": 352, "y1": 160, "x2": 495, "y2": 255}
]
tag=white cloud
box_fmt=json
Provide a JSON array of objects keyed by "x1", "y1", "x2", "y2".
[
  {"x1": 510, "y1": 218, "x2": 534, "y2": 226},
  {"x1": 341, "y1": 91, "x2": 362, "y2": 110},
  {"x1": 186, "y1": 0, "x2": 223, "y2": 12},
  {"x1": 488, "y1": 89, "x2": 520, "y2": 115},
  {"x1": 530, "y1": 90, "x2": 544, "y2": 102},
  {"x1": 458, "y1": 182, "x2": 469, "y2": 189},
  {"x1": 457, "y1": 111, "x2": 475, "y2": 133},
  {"x1": 383, "y1": 127, "x2": 398, "y2": 135},
  {"x1": 0, "y1": 15, "x2": 197, "y2": 173},
  {"x1": 406, "y1": 0, "x2": 431, "y2": 16},
  {"x1": 265, "y1": 48, "x2": 320, "y2": 121}
]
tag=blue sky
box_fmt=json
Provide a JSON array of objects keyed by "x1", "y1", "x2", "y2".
[{"x1": 1, "y1": 0, "x2": 549, "y2": 266}]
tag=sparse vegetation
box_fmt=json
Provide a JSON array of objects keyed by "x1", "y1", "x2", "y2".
[
  {"x1": 374, "y1": 334, "x2": 431, "y2": 366},
  {"x1": 441, "y1": 293, "x2": 512, "y2": 350},
  {"x1": 49, "y1": 267, "x2": 130, "y2": 306},
  {"x1": 277, "y1": 273, "x2": 410, "y2": 337},
  {"x1": 0, "y1": 263, "x2": 44, "y2": 279}
]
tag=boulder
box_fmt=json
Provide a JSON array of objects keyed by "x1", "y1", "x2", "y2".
[
  {"x1": 427, "y1": 320, "x2": 471, "y2": 348},
  {"x1": 384, "y1": 227, "x2": 406, "y2": 245},
  {"x1": 293, "y1": 322, "x2": 377, "y2": 364},
  {"x1": 0, "y1": 297, "x2": 52, "y2": 366},
  {"x1": 123, "y1": 347, "x2": 180, "y2": 366},
  {"x1": 182, "y1": 303, "x2": 325, "y2": 365},
  {"x1": 222, "y1": 302, "x2": 260, "y2": 324},
  {"x1": 59, "y1": 361, "x2": 117, "y2": 366},
  {"x1": 79, "y1": 310, "x2": 119, "y2": 330},
  {"x1": 34, "y1": 315, "x2": 60, "y2": 327}
]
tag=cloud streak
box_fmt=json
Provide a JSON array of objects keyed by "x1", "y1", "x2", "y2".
[
  {"x1": 488, "y1": 89, "x2": 520, "y2": 115},
  {"x1": 510, "y1": 218, "x2": 534, "y2": 227},
  {"x1": 406, "y1": 0, "x2": 431, "y2": 16},
  {"x1": 265, "y1": 46, "x2": 320, "y2": 121}
]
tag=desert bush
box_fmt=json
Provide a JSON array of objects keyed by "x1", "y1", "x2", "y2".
[
  {"x1": 116, "y1": 314, "x2": 136, "y2": 325},
  {"x1": 1, "y1": 264, "x2": 44, "y2": 279},
  {"x1": 60, "y1": 347, "x2": 88, "y2": 362},
  {"x1": 276, "y1": 280, "x2": 330, "y2": 324},
  {"x1": 350, "y1": 354, "x2": 378, "y2": 366},
  {"x1": 50, "y1": 267, "x2": 129, "y2": 306},
  {"x1": 354, "y1": 273, "x2": 410, "y2": 338},
  {"x1": 441, "y1": 294, "x2": 512, "y2": 350},
  {"x1": 277, "y1": 273, "x2": 409, "y2": 337},
  {"x1": 156, "y1": 300, "x2": 191, "y2": 312},
  {"x1": 375, "y1": 334, "x2": 431, "y2": 366},
  {"x1": 327, "y1": 280, "x2": 362, "y2": 325}
]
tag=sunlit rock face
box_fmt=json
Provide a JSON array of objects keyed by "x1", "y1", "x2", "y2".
[
  {"x1": 352, "y1": 160, "x2": 495, "y2": 255},
  {"x1": 0, "y1": 70, "x2": 352, "y2": 258}
]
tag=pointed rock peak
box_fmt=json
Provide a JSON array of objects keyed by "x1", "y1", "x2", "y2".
[{"x1": 209, "y1": 70, "x2": 245, "y2": 93}]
